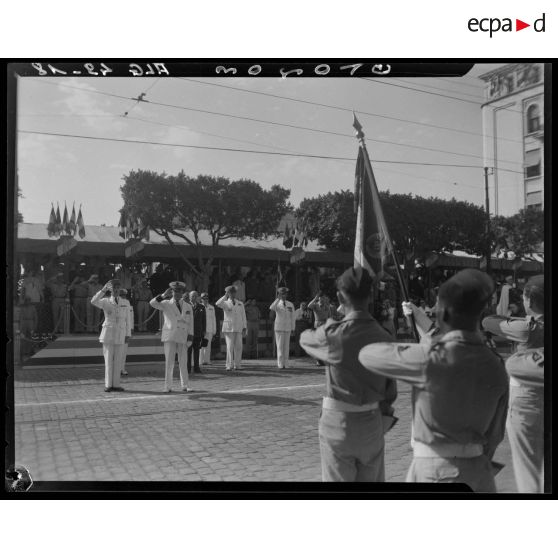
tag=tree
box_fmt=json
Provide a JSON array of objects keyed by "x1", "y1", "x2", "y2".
[
  {"x1": 120, "y1": 170, "x2": 292, "y2": 287},
  {"x1": 491, "y1": 206, "x2": 544, "y2": 258},
  {"x1": 295, "y1": 189, "x2": 487, "y2": 269}
]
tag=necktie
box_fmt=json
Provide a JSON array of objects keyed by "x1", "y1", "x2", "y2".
[
  {"x1": 176, "y1": 300, "x2": 181, "y2": 312},
  {"x1": 115, "y1": 297, "x2": 119, "y2": 305}
]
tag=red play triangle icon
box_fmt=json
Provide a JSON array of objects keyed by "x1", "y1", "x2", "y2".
[{"x1": 516, "y1": 19, "x2": 530, "y2": 31}]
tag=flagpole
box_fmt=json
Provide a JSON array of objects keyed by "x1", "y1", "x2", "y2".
[{"x1": 352, "y1": 113, "x2": 420, "y2": 342}]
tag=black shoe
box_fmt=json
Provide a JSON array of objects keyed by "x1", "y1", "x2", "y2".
[
  {"x1": 112, "y1": 387, "x2": 125, "y2": 392},
  {"x1": 104, "y1": 387, "x2": 113, "y2": 392}
]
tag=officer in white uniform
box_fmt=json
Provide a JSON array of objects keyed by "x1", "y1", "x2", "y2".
[
  {"x1": 270, "y1": 287, "x2": 296, "y2": 368},
  {"x1": 90, "y1": 280, "x2": 132, "y2": 392},
  {"x1": 200, "y1": 292, "x2": 216, "y2": 364},
  {"x1": 149, "y1": 281, "x2": 194, "y2": 392},
  {"x1": 215, "y1": 285, "x2": 247, "y2": 371}
]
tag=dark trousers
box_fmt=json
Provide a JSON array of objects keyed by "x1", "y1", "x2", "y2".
[{"x1": 187, "y1": 336, "x2": 202, "y2": 372}]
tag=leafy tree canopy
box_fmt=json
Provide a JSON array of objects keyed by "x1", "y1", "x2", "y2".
[
  {"x1": 120, "y1": 170, "x2": 291, "y2": 277},
  {"x1": 491, "y1": 206, "x2": 544, "y2": 257},
  {"x1": 295, "y1": 189, "x2": 488, "y2": 263}
]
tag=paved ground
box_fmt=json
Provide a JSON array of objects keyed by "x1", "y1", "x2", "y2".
[{"x1": 14, "y1": 358, "x2": 516, "y2": 490}]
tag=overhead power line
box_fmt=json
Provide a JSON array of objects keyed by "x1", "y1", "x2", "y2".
[
  {"x1": 32, "y1": 78, "x2": 523, "y2": 149},
  {"x1": 178, "y1": 78, "x2": 522, "y2": 144},
  {"x1": 385, "y1": 78, "x2": 485, "y2": 101},
  {"x1": 359, "y1": 77, "x2": 525, "y2": 115},
  {"x1": 17, "y1": 129, "x2": 525, "y2": 175}
]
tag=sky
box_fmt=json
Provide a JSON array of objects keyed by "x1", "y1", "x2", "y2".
[{"x1": 16, "y1": 63, "x2": 510, "y2": 227}]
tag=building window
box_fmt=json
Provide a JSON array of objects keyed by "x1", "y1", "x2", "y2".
[
  {"x1": 525, "y1": 149, "x2": 542, "y2": 179},
  {"x1": 526, "y1": 191, "x2": 542, "y2": 209},
  {"x1": 526, "y1": 104, "x2": 541, "y2": 134}
]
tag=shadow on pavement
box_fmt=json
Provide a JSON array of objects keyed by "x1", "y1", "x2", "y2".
[{"x1": 188, "y1": 391, "x2": 321, "y2": 408}]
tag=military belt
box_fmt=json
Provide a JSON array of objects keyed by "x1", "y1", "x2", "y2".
[
  {"x1": 322, "y1": 396, "x2": 379, "y2": 413},
  {"x1": 413, "y1": 441, "x2": 483, "y2": 458}
]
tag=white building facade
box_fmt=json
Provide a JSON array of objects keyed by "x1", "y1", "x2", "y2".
[{"x1": 480, "y1": 63, "x2": 544, "y2": 217}]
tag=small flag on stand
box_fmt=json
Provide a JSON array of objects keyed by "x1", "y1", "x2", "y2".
[
  {"x1": 76, "y1": 205, "x2": 86, "y2": 239},
  {"x1": 47, "y1": 204, "x2": 56, "y2": 237},
  {"x1": 69, "y1": 203, "x2": 77, "y2": 236},
  {"x1": 62, "y1": 203, "x2": 71, "y2": 235},
  {"x1": 55, "y1": 204, "x2": 62, "y2": 235}
]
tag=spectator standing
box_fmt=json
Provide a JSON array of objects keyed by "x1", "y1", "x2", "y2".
[
  {"x1": 46, "y1": 272, "x2": 67, "y2": 334},
  {"x1": 245, "y1": 299, "x2": 261, "y2": 359},
  {"x1": 200, "y1": 292, "x2": 216, "y2": 364},
  {"x1": 86, "y1": 274, "x2": 103, "y2": 333},
  {"x1": 187, "y1": 290, "x2": 206, "y2": 375},
  {"x1": 133, "y1": 278, "x2": 153, "y2": 332},
  {"x1": 294, "y1": 302, "x2": 313, "y2": 357}
]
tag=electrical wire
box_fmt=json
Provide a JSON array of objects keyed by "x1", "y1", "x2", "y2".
[
  {"x1": 359, "y1": 77, "x2": 525, "y2": 115},
  {"x1": 178, "y1": 78, "x2": 522, "y2": 144},
  {"x1": 17, "y1": 128, "x2": 526, "y2": 175}
]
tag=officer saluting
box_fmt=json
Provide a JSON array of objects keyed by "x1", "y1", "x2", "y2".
[
  {"x1": 270, "y1": 287, "x2": 296, "y2": 369},
  {"x1": 90, "y1": 279, "x2": 132, "y2": 392},
  {"x1": 215, "y1": 285, "x2": 247, "y2": 371},
  {"x1": 359, "y1": 269, "x2": 509, "y2": 492},
  {"x1": 299, "y1": 267, "x2": 397, "y2": 482},
  {"x1": 150, "y1": 281, "x2": 194, "y2": 393}
]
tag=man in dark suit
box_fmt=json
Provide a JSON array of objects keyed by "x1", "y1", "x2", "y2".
[{"x1": 187, "y1": 290, "x2": 206, "y2": 374}]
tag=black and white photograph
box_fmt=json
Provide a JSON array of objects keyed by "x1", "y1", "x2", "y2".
[{"x1": 6, "y1": 61, "x2": 548, "y2": 494}]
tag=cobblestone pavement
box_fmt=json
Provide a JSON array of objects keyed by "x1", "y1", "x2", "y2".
[{"x1": 14, "y1": 358, "x2": 516, "y2": 491}]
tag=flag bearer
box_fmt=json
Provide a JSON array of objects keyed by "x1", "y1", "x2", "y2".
[{"x1": 300, "y1": 267, "x2": 397, "y2": 482}]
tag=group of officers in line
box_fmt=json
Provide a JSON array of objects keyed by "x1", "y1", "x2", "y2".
[{"x1": 89, "y1": 267, "x2": 545, "y2": 493}]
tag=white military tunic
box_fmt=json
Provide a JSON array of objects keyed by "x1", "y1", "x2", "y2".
[
  {"x1": 90, "y1": 290, "x2": 132, "y2": 389},
  {"x1": 149, "y1": 296, "x2": 194, "y2": 391},
  {"x1": 215, "y1": 295, "x2": 247, "y2": 370},
  {"x1": 270, "y1": 298, "x2": 296, "y2": 368}
]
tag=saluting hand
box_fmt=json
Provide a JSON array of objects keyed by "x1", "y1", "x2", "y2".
[
  {"x1": 103, "y1": 281, "x2": 112, "y2": 291},
  {"x1": 162, "y1": 288, "x2": 173, "y2": 298}
]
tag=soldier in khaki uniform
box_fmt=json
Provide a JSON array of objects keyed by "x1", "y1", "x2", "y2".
[
  {"x1": 68, "y1": 272, "x2": 89, "y2": 333},
  {"x1": 270, "y1": 287, "x2": 296, "y2": 368},
  {"x1": 86, "y1": 274, "x2": 103, "y2": 333},
  {"x1": 46, "y1": 272, "x2": 67, "y2": 333},
  {"x1": 359, "y1": 269, "x2": 509, "y2": 492},
  {"x1": 300, "y1": 267, "x2": 397, "y2": 482},
  {"x1": 90, "y1": 280, "x2": 132, "y2": 392},
  {"x1": 482, "y1": 275, "x2": 544, "y2": 493}
]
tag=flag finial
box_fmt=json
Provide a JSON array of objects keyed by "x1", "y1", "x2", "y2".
[{"x1": 352, "y1": 111, "x2": 364, "y2": 140}]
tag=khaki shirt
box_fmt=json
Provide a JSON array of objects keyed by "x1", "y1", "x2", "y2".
[
  {"x1": 300, "y1": 310, "x2": 396, "y2": 407},
  {"x1": 358, "y1": 330, "x2": 509, "y2": 459}
]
